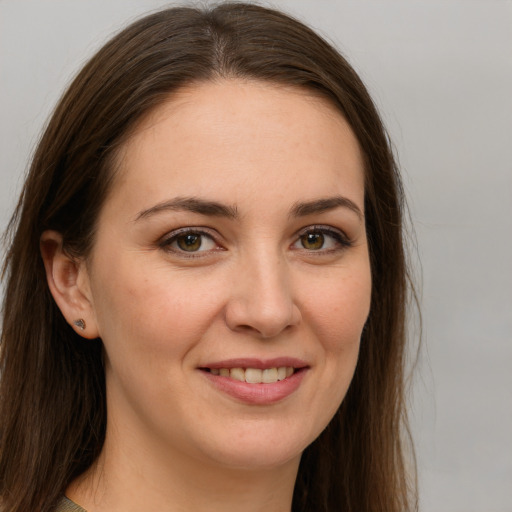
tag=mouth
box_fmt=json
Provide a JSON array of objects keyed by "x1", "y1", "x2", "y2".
[
  {"x1": 198, "y1": 358, "x2": 308, "y2": 404},
  {"x1": 201, "y1": 366, "x2": 296, "y2": 384}
]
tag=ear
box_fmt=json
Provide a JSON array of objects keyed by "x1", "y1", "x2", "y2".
[{"x1": 40, "y1": 230, "x2": 99, "y2": 339}]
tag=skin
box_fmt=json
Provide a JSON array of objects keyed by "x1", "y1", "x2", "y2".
[{"x1": 41, "y1": 79, "x2": 372, "y2": 512}]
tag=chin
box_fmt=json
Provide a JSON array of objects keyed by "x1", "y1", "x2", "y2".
[
  {"x1": 192, "y1": 419, "x2": 319, "y2": 471},
  {"x1": 208, "y1": 444, "x2": 303, "y2": 472}
]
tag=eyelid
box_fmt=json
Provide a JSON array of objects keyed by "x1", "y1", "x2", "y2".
[
  {"x1": 158, "y1": 227, "x2": 224, "y2": 257},
  {"x1": 157, "y1": 224, "x2": 352, "y2": 258},
  {"x1": 295, "y1": 224, "x2": 348, "y2": 239},
  {"x1": 292, "y1": 224, "x2": 352, "y2": 250}
]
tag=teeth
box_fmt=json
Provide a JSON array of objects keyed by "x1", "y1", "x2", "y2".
[
  {"x1": 262, "y1": 368, "x2": 278, "y2": 383},
  {"x1": 277, "y1": 367, "x2": 287, "y2": 381},
  {"x1": 245, "y1": 368, "x2": 262, "y2": 383},
  {"x1": 230, "y1": 367, "x2": 245, "y2": 382},
  {"x1": 210, "y1": 366, "x2": 295, "y2": 384}
]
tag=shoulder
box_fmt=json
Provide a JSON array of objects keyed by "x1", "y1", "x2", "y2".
[{"x1": 53, "y1": 496, "x2": 87, "y2": 512}]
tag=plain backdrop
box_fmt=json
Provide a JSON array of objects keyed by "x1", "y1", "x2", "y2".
[{"x1": 1, "y1": 1, "x2": 511, "y2": 511}]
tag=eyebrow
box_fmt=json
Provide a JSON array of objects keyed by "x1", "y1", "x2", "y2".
[
  {"x1": 135, "y1": 195, "x2": 363, "y2": 222},
  {"x1": 290, "y1": 196, "x2": 364, "y2": 220},
  {"x1": 135, "y1": 197, "x2": 239, "y2": 221}
]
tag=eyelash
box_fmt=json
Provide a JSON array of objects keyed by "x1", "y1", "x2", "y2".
[
  {"x1": 293, "y1": 225, "x2": 352, "y2": 254},
  {"x1": 158, "y1": 227, "x2": 221, "y2": 258},
  {"x1": 158, "y1": 225, "x2": 352, "y2": 258}
]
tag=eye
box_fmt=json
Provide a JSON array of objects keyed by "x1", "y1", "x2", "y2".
[
  {"x1": 300, "y1": 232, "x2": 327, "y2": 250},
  {"x1": 292, "y1": 226, "x2": 350, "y2": 252},
  {"x1": 160, "y1": 229, "x2": 219, "y2": 254}
]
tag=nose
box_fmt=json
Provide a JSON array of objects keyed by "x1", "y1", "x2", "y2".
[{"x1": 224, "y1": 253, "x2": 302, "y2": 339}]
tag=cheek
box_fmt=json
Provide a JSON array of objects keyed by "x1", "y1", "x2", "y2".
[
  {"x1": 90, "y1": 256, "x2": 225, "y2": 360},
  {"x1": 305, "y1": 267, "x2": 372, "y2": 353},
  {"x1": 294, "y1": 264, "x2": 371, "y2": 440}
]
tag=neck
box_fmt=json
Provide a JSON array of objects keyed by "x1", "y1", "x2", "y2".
[{"x1": 67, "y1": 430, "x2": 300, "y2": 512}]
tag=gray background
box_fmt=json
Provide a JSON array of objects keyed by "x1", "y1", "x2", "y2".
[{"x1": 1, "y1": 1, "x2": 511, "y2": 511}]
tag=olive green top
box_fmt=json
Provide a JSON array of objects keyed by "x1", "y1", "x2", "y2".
[{"x1": 54, "y1": 496, "x2": 87, "y2": 512}]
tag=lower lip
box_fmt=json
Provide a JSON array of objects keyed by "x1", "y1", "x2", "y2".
[{"x1": 201, "y1": 368, "x2": 307, "y2": 405}]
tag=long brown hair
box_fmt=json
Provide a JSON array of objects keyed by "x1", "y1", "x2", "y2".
[{"x1": 0, "y1": 3, "x2": 417, "y2": 511}]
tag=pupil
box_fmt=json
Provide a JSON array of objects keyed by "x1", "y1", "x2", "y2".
[
  {"x1": 178, "y1": 234, "x2": 201, "y2": 251},
  {"x1": 302, "y1": 232, "x2": 324, "y2": 250}
]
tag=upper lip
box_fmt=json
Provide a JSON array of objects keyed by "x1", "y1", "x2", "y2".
[{"x1": 199, "y1": 357, "x2": 309, "y2": 370}]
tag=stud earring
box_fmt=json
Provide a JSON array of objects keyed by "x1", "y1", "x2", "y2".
[{"x1": 74, "y1": 319, "x2": 86, "y2": 330}]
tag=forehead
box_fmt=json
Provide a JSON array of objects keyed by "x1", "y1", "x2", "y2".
[{"x1": 109, "y1": 79, "x2": 364, "y2": 216}]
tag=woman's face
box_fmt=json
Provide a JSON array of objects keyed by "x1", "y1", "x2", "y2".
[{"x1": 83, "y1": 80, "x2": 371, "y2": 470}]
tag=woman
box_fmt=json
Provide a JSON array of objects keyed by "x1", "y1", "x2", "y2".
[{"x1": 0, "y1": 3, "x2": 417, "y2": 512}]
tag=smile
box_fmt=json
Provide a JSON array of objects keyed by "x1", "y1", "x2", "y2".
[
  {"x1": 207, "y1": 366, "x2": 295, "y2": 384},
  {"x1": 199, "y1": 358, "x2": 308, "y2": 404}
]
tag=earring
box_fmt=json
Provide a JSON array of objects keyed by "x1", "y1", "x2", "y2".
[{"x1": 74, "y1": 318, "x2": 86, "y2": 330}]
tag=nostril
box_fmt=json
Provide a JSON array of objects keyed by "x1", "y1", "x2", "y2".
[{"x1": 224, "y1": 288, "x2": 301, "y2": 338}]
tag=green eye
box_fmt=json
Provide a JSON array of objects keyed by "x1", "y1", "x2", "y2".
[{"x1": 300, "y1": 232, "x2": 325, "y2": 250}]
